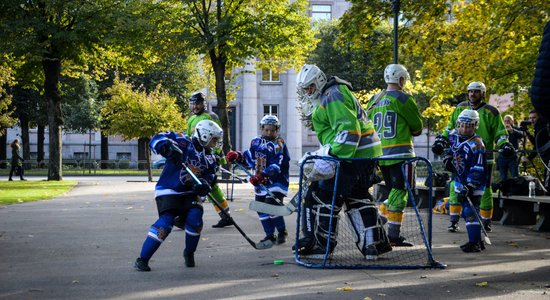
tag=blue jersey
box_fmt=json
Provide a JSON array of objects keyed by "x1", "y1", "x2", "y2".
[
  {"x1": 150, "y1": 132, "x2": 218, "y2": 198},
  {"x1": 243, "y1": 136, "x2": 290, "y2": 196},
  {"x1": 447, "y1": 130, "x2": 487, "y2": 196}
]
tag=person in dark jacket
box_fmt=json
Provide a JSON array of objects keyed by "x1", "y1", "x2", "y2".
[
  {"x1": 531, "y1": 21, "x2": 550, "y2": 121},
  {"x1": 8, "y1": 139, "x2": 25, "y2": 181}
]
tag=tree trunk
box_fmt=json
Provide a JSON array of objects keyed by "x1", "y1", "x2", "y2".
[
  {"x1": 138, "y1": 137, "x2": 147, "y2": 170},
  {"x1": 37, "y1": 125, "x2": 45, "y2": 168},
  {"x1": 43, "y1": 57, "x2": 63, "y2": 181},
  {"x1": 0, "y1": 132, "x2": 6, "y2": 168},
  {"x1": 101, "y1": 132, "x2": 109, "y2": 169},
  {"x1": 144, "y1": 137, "x2": 152, "y2": 182},
  {"x1": 20, "y1": 114, "x2": 30, "y2": 169},
  {"x1": 209, "y1": 50, "x2": 232, "y2": 153}
]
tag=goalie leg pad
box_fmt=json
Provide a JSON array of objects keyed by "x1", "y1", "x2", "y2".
[
  {"x1": 346, "y1": 198, "x2": 392, "y2": 258},
  {"x1": 311, "y1": 190, "x2": 341, "y2": 251}
]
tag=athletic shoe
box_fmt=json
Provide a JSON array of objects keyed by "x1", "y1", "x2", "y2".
[
  {"x1": 364, "y1": 245, "x2": 378, "y2": 260},
  {"x1": 447, "y1": 222, "x2": 460, "y2": 233},
  {"x1": 260, "y1": 234, "x2": 276, "y2": 243},
  {"x1": 276, "y1": 230, "x2": 288, "y2": 244},
  {"x1": 376, "y1": 241, "x2": 393, "y2": 255},
  {"x1": 212, "y1": 218, "x2": 233, "y2": 228},
  {"x1": 183, "y1": 250, "x2": 195, "y2": 267},
  {"x1": 134, "y1": 257, "x2": 151, "y2": 272},
  {"x1": 461, "y1": 242, "x2": 481, "y2": 253},
  {"x1": 389, "y1": 236, "x2": 414, "y2": 247},
  {"x1": 460, "y1": 240, "x2": 485, "y2": 251},
  {"x1": 483, "y1": 221, "x2": 492, "y2": 233}
]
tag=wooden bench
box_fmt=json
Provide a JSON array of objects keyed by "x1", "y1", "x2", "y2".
[
  {"x1": 493, "y1": 193, "x2": 550, "y2": 232},
  {"x1": 374, "y1": 182, "x2": 446, "y2": 209}
]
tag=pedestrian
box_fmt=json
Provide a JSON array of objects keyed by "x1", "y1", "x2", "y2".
[
  {"x1": 186, "y1": 92, "x2": 233, "y2": 228},
  {"x1": 367, "y1": 64, "x2": 423, "y2": 247},
  {"x1": 432, "y1": 81, "x2": 513, "y2": 233},
  {"x1": 293, "y1": 64, "x2": 391, "y2": 260},
  {"x1": 226, "y1": 115, "x2": 290, "y2": 248},
  {"x1": 443, "y1": 109, "x2": 487, "y2": 252},
  {"x1": 134, "y1": 120, "x2": 222, "y2": 271},
  {"x1": 9, "y1": 139, "x2": 26, "y2": 181},
  {"x1": 497, "y1": 115, "x2": 523, "y2": 182}
]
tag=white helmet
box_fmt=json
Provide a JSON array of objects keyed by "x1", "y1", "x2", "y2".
[
  {"x1": 467, "y1": 81, "x2": 486, "y2": 96},
  {"x1": 260, "y1": 115, "x2": 280, "y2": 129},
  {"x1": 296, "y1": 64, "x2": 327, "y2": 116},
  {"x1": 194, "y1": 120, "x2": 223, "y2": 148},
  {"x1": 456, "y1": 109, "x2": 479, "y2": 130},
  {"x1": 384, "y1": 64, "x2": 410, "y2": 86}
]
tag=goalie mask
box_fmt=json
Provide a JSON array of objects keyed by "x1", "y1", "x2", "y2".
[
  {"x1": 296, "y1": 64, "x2": 327, "y2": 118},
  {"x1": 193, "y1": 120, "x2": 223, "y2": 148}
]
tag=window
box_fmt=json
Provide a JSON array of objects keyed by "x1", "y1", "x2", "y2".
[
  {"x1": 116, "y1": 152, "x2": 131, "y2": 161},
  {"x1": 264, "y1": 105, "x2": 278, "y2": 117},
  {"x1": 311, "y1": 4, "x2": 331, "y2": 21},
  {"x1": 261, "y1": 69, "x2": 280, "y2": 82},
  {"x1": 73, "y1": 152, "x2": 89, "y2": 160}
]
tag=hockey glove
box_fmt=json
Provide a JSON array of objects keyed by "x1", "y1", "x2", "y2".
[
  {"x1": 226, "y1": 151, "x2": 244, "y2": 164},
  {"x1": 249, "y1": 173, "x2": 267, "y2": 186},
  {"x1": 193, "y1": 179, "x2": 211, "y2": 197},
  {"x1": 432, "y1": 135, "x2": 449, "y2": 156},
  {"x1": 500, "y1": 142, "x2": 516, "y2": 158},
  {"x1": 159, "y1": 139, "x2": 183, "y2": 164},
  {"x1": 442, "y1": 155, "x2": 454, "y2": 173},
  {"x1": 263, "y1": 164, "x2": 281, "y2": 178}
]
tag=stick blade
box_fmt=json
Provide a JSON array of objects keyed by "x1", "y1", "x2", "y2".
[
  {"x1": 483, "y1": 235, "x2": 492, "y2": 245},
  {"x1": 255, "y1": 239, "x2": 274, "y2": 250},
  {"x1": 249, "y1": 201, "x2": 292, "y2": 216}
]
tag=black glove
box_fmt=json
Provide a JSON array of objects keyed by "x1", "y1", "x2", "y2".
[
  {"x1": 500, "y1": 142, "x2": 515, "y2": 158},
  {"x1": 460, "y1": 183, "x2": 477, "y2": 198},
  {"x1": 158, "y1": 139, "x2": 183, "y2": 164},
  {"x1": 193, "y1": 179, "x2": 211, "y2": 196},
  {"x1": 432, "y1": 135, "x2": 449, "y2": 156},
  {"x1": 442, "y1": 155, "x2": 454, "y2": 173}
]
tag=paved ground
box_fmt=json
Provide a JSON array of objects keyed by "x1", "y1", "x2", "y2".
[{"x1": 1, "y1": 178, "x2": 549, "y2": 299}]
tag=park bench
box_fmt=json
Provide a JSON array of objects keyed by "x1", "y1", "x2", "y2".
[
  {"x1": 374, "y1": 181, "x2": 446, "y2": 209},
  {"x1": 493, "y1": 192, "x2": 550, "y2": 232}
]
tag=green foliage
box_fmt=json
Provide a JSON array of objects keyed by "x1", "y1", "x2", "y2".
[
  {"x1": 61, "y1": 75, "x2": 100, "y2": 133},
  {"x1": 0, "y1": 61, "x2": 16, "y2": 133},
  {"x1": 100, "y1": 76, "x2": 185, "y2": 140}
]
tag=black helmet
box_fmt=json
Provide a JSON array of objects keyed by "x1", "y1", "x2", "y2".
[{"x1": 189, "y1": 92, "x2": 206, "y2": 104}]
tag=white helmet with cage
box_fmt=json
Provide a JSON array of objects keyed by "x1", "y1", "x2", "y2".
[
  {"x1": 193, "y1": 120, "x2": 223, "y2": 148},
  {"x1": 456, "y1": 109, "x2": 479, "y2": 130},
  {"x1": 467, "y1": 81, "x2": 486, "y2": 97},
  {"x1": 384, "y1": 64, "x2": 410, "y2": 87},
  {"x1": 260, "y1": 115, "x2": 280, "y2": 129},
  {"x1": 296, "y1": 64, "x2": 327, "y2": 117}
]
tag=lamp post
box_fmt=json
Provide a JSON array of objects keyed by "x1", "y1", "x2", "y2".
[{"x1": 391, "y1": 0, "x2": 400, "y2": 64}]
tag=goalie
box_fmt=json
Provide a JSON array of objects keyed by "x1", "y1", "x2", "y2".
[{"x1": 293, "y1": 64, "x2": 392, "y2": 260}]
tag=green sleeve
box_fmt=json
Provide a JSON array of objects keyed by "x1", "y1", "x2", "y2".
[{"x1": 403, "y1": 96, "x2": 423, "y2": 136}]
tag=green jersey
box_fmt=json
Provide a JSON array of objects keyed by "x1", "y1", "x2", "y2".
[
  {"x1": 187, "y1": 111, "x2": 221, "y2": 136},
  {"x1": 312, "y1": 78, "x2": 382, "y2": 159},
  {"x1": 366, "y1": 90, "x2": 423, "y2": 166},
  {"x1": 442, "y1": 101, "x2": 508, "y2": 163}
]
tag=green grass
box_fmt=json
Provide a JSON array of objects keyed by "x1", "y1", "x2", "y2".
[
  {"x1": 0, "y1": 169, "x2": 163, "y2": 176},
  {"x1": 0, "y1": 180, "x2": 77, "y2": 205}
]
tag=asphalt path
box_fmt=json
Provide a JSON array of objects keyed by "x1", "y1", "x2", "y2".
[{"x1": 0, "y1": 178, "x2": 549, "y2": 299}]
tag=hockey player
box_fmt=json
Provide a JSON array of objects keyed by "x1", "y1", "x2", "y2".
[
  {"x1": 433, "y1": 81, "x2": 513, "y2": 233},
  {"x1": 367, "y1": 64, "x2": 423, "y2": 247},
  {"x1": 226, "y1": 115, "x2": 290, "y2": 247},
  {"x1": 186, "y1": 92, "x2": 233, "y2": 228},
  {"x1": 293, "y1": 64, "x2": 392, "y2": 260},
  {"x1": 134, "y1": 120, "x2": 222, "y2": 271},
  {"x1": 443, "y1": 109, "x2": 487, "y2": 252}
]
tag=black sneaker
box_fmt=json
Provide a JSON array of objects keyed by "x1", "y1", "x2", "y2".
[
  {"x1": 483, "y1": 221, "x2": 492, "y2": 233},
  {"x1": 276, "y1": 230, "x2": 288, "y2": 244},
  {"x1": 212, "y1": 218, "x2": 233, "y2": 228},
  {"x1": 447, "y1": 222, "x2": 460, "y2": 232},
  {"x1": 461, "y1": 242, "x2": 481, "y2": 253},
  {"x1": 183, "y1": 250, "x2": 195, "y2": 267},
  {"x1": 389, "y1": 236, "x2": 414, "y2": 247},
  {"x1": 135, "y1": 257, "x2": 151, "y2": 272},
  {"x1": 365, "y1": 245, "x2": 378, "y2": 260}
]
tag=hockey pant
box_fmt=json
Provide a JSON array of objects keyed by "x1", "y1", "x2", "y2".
[
  {"x1": 346, "y1": 197, "x2": 392, "y2": 256},
  {"x1": 449, "y1": 163, "x2": 494, "y2": 224}
]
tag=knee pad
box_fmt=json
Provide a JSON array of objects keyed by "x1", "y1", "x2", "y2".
[
  {"x1": 148, "y1": 214, "x2": 174, "y2": 242},
  {"x1": 185, "y1": 207, "x2": 204, "y2": 235},
  {"x1": 345, "y1": 198, "x2": 389, "y2": 255},
  {"x1": 461, "y1": 203, "x2": 477, "y2": 223}
]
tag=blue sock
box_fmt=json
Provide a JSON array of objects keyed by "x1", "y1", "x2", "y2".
[
  {"x1": 272, "y1": 216, "x2": 286, "y2": 232},
  {"x1": 258, "y1": 212, "x2": 275, "y2": 236},
  {"x1": 466, "y1": 223, "x2": 481, "y2": 243},
  {"x1": 140, "y1": 237, "x2": 161, "y2": 260}
]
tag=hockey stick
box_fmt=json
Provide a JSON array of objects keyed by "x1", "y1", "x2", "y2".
[
  {"x1": 219, "y1": 166, "x2": 248, "y2": 183},
  {"x1": 183, "y1": 163, "x2": 273, "y2": 250},
  {"x1": 232, "y1": 162, "x2": 281, "y2": 200}
]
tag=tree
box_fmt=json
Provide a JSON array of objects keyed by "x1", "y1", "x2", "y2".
[
  {"x1": 0, "y1": 0, "x2": 158, "y2": 180},
  {"x1": 169, "y1": 0, "x2": 316, "y2": 152},
  {"x1": 100, "y1": 77, "x2": 185, "y2": 182},
  {"x1": 0, "y1": 61, "x2": 17, "y2": 168}
]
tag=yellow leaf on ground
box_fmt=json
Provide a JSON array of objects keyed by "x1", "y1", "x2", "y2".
[{"x1": 475, "y1": 281, "x2": 488, "y2": 287}]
